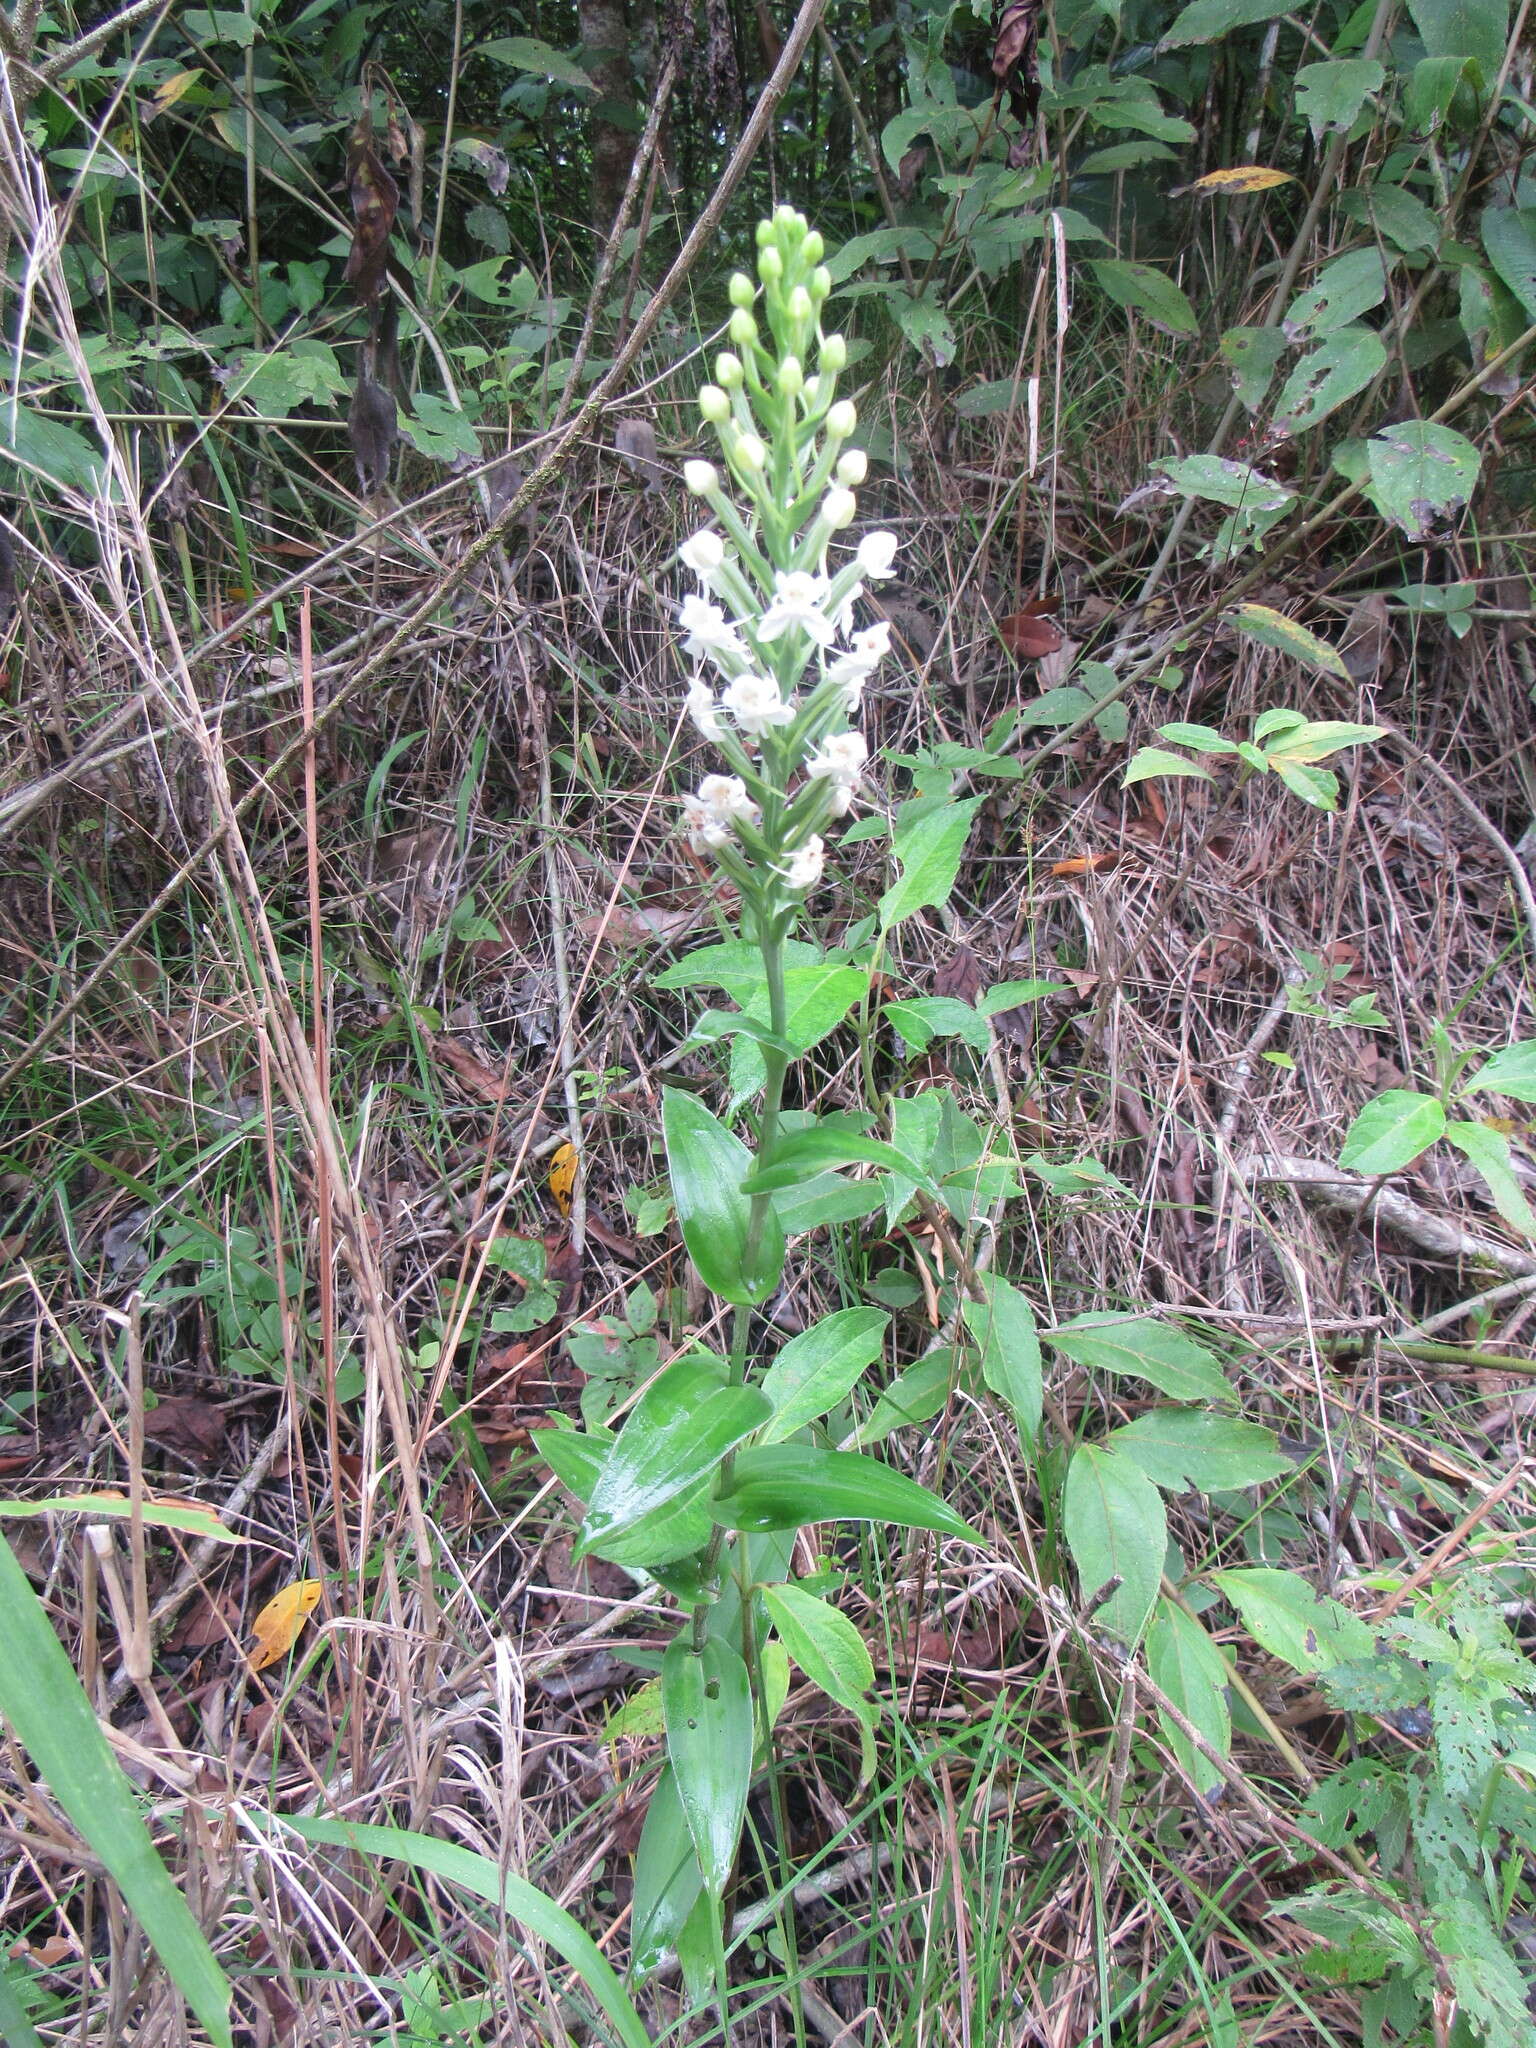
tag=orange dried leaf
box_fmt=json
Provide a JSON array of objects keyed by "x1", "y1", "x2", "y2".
[
  {"x1": 549, "y1": 1142, "x2": 578, "y2": 1217},
  {"x1": 248, "y1": 1578, "x2": 323, "y2": 1673}
]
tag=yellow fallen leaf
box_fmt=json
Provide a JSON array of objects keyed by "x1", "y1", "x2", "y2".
[
  {"x1": 144, "y1": 68, "x2": 202, "y2": 121},
  {"x1": 549, "y1": 1142, "x2": 578, "y2": 1217},
  {"x1": 248, "y1": 1578, "x2": 323, "y2": 1673},
  {"x1": 1176, "y1": 166, "x2": 1295, "y2": 196}
]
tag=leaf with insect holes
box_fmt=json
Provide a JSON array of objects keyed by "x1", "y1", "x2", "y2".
[
  {"x1": 1364, "y1": 422, "x2": 1481, "y2": 541},
  {"x1": 1271, "y1": 326, "x2": 1388, "y2": 437},
  {"x1": 1212, "y1": 1567, "x2": 1373, "y2": 1674},
  {"x1": 662, "y1": 1637, "x2": 753, "y2": 1899},
  {"x1": 1295, "y1": 58, "x2": 1386, "y2": 137},
  {"x1": 248, "y1": 1578, "x2": 323, "y2": 1672}
]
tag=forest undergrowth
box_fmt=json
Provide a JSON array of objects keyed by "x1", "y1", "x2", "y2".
[{"x1": 1, "y1": 1, "x2": 1535, "y2": 2044}]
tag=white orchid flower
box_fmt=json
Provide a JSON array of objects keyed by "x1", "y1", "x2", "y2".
[
  {"x1": 806, "y1": 731, "x2": 868, "y2": 789},
  {"x1": 680, "y1": 594, "x2": 749, "y2": 668},
  {"x1": 757, "y1": 570, "x2": 838, "y2": 646},
  {"x1": 855, "y1": 532, "x2": 899, "y2": 579},
  {"x1": 685, "y1": 678, "x2": 724, "y2": 738},
  {"x1": 723, "y1": 672, "x2": 796, "y2": 735},
  {"x1": 777, "y1": 836, "x2": 825, "y2": 891},
  {"x1": 681, "y1": 793, "x2": 732, "y2": 850},
  {"x1": 697, "y1": 773, "x2": 759, "y2": 823}
]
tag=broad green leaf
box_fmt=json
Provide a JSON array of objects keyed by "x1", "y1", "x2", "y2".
[
  {"x1": 1232, "y1": 603, "x2": 1348, "y2": 676},
  {"x1": 1163, "y1": 0, "x2": 1290, "y2": 46},
  {"x1": 879, "y1": 798, "x2": 983, "y2": 931},
  {"x1": 1212, "y1": 1566, "x2": 1374, "y2": 1673},
  {"x1": 1156, "y1": 454, "x2": 1292, "y2": 510},
  {"x1": 1294, "y1": 59, "x2": 1385, "y2": 137},
  {"x1": 537, "y1": 1423, "x2": 715, "y2": 1568},
  {"x1": 0, "y1": 1493, "x2": 243, "y2": 1540},
  {"x1": 1261, "y1": 717, "x2": 1385, "y2": 762},
  {"x1": 769, "y1": 1169, "x2": 886, "y2": 1236},
  {"x1": 277, "y1": 1816, "x2": 648, "y2": 2045},
  {"x1": 399, "y1": 393, "x2": 481, "y2": 461},
  {"x1": 661, "y1": 1088, "x2": 783, "y2": 1306},
  {"x1": 1481, "y1": 208, "x2": 1536, "y2": 320},
  {"x1": 741, "y1": 1127, "x2": 930, "y2": 1196},
  {"x1": 1404, "y1": 52, "x2": 1475, "y2": 130},
  {"x1": 1124, "y1": 746, "x2": 1214, "y2": 787},
  {"x1": 1075, "y1": 140, "x2": 1179, "y2": 174},
  {"x1": 653, "y1": 938, "x2": 823, "y2": 998},
  {"x1": 712, "y1": 1446, "x2": 981, "y2": 1542},
  {"x1": 847, "y1": 1349, "x2": 963, "y2": 1448},
  {"x1": 1157, "y1": 722, "x2": 1238, "y2": 753},
  {"x1": 882, "y1": 996, "x2": 993, "y2": 1054},
  {"x1": 1145, "y1": 1599, "x2": 1231, "y2": 1793},
  {"x1": 759, "y1": 1307, "x2": 889, "y2": 1443},
  {"x1": 1062, "y1": 1446, "x2": 1166, "y2": 1646},
  {"x1": 1284, "y1": 248, "x2": 1392, "y2": 341},
  {"x1": 1220, "y1": 326, "x2": 1288, "y2": 410},
  {"x1": 630, "y1": 1765, "x2": 704, "y2": 1980},
  {"x1": 978, "y1": 978, "x2": 1066, "y2": 1015},
  {"x1": 228, "y1": 343, "x2": 347, "y2": 417},
  {"x1": 728, "y1": 964, "x2": 870, "y2": 1104},
  {"x1": 0, "y1": 404, "x2": 106, "y2": 493},
  {"x1": 893, "y1": 289, "x2": 957, "y2": 369},
  {"x1": 1046, "y1": 1314, "x2": 1232, "y2": 1400},
  {"x1": 1364, "y1": 422, "x2": 1481, "y2": 541},
  {"x1": 1271, "y1": 759, "x2": 1341, "y2": 809},
  {"x1": 478, "y1": 35, "x2": 595, "y2": 91},
  {"x1": 962, "y1": 1275, "x2": 1042, "y2": 1444},
  {"x1": 662, "y1": 1638, "x2": 753, "y2": 1899},
  {"x1": 1444, "y1": 1121, "x2": 1536, "y2": 1237},
  {"x1": 1404, "y1": 0, "x2": 1509, "y2": 82},
  {"x1": 1108, "y1": 1409, "x2": 1292, "y2": 1490},
  {"x1": 1090, "y1": 259, "x2": 1198, "y2": 336},
  {"x1": 760, "y1": 1584, "x2": 876, "y2": 1722},
  {"x1": 577, "y1": 1359, "x2": 771, "y2": 1558},
  {"x1": 824, "y1": 222, "x2": 940, "y2": 281},
  {"x1": 0, "y1": 1538, "x2": 233, "y2": 2048},
  {"x1": 1338, "y1": 182, "x2": 1441, "y2": 253},
  {"x1": 1469, "y1": 1039, "x2": 1536, "y2": 1103},
  {"x1": 1270, "y1": 326, "x2": 1387, "y2": 437},
  {"x1": 1338, "y1": 1088, "x2": 1446, "y2": 1173}
]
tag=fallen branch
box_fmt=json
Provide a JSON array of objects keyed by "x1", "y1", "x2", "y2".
[{"x1": 1236, "y1": 1153, "x2": 1536, "y2": 1279}]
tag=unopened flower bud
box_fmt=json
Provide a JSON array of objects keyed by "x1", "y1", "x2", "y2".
[
  {"x1": 836, "y1": 449, "x2": 868, "y2": 487},
  {"x1": 777, "y1": 355, "x2": 803, "y2": 396},
  {"x1": 733, "y1": 432, "x2": 766, "y2": 471},
  {"x1": 803, "y1": 229, "x2": 824, "y2": 264},
  {"x1": 683, "y1": 459, "x2": 719, "y2": 496},
  {"x1": 728, "y1": 272, "x2": 755, "y2": 308},
  {"x1": 756, "y1": 218, "x2": 775, "y2": 248},
  {"x1": 787, "y1": 285, "x2": 813, "y2": 324},
  {"x1": 729, "y1": 307, "x2": 758, "y2": 347},
  {"x1": 758, "y1": 245, "x2": 783, "y2": 283},
  {"x1": 774, "y1": 203, "x2": 801, "y2": 234},
  {"x1": 826, "y1": 399, "x2": 857, "y2": 440},
  {"x1": 822, "y1": 485, "x2": 857, "y2": 529},
  {"x1": 820, "y1": 333, "x2": 847, "y2": 372},
  {"x1": 810, "y1": 265, "x2": 832, "y2": 302},
  {"x1": 714, "y1": 351, "x2": 744, "y2": 388},
  {"x1": 698, "y1": 384, "x2": 730, "y2": 424}
]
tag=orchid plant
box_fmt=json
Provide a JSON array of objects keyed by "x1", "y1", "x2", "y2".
[{"x1": 537, "y1": 209, "x2": 983, "y2": 2022}]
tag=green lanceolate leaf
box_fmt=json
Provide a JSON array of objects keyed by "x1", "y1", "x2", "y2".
[
  {"x1": 577, "y1": 1357, "x2": 771, "y2": 1559},
  {"x1": 962, "y1": 1274, "x2": 1042, "y2": 1445},
  {"x1": 712, "y1": 1446, "x2": 982, "y2": 1542},
  {"x1": 662, "y1": 1637, "x2": 753, "y2": 1899},
  {"x1": 741, "y1": 1127, "x2": 932, "y2": 1195},
  {"x1": 1444, "y1": 1121, "x2": 1536, "y2": 1237},
  {"x1": 760, "y1": 1583, "x2": 876, "y2": 1727},
  {"x1": 662, "y1": 1087, "x2": 784, "y2": 1305},
  {"x1": 1338, "y1": 1088, "x2": 1446, "y2": 1173},
  {"x1": 759, "y1": 1307, "x2": 890, "y2": 1442},
  {"x1": 277, "y1": 1817, "x2": 648, "y2": 2048},
  {"x1": 630, "y1": 1764, "x2": 705, "y2": 1981},
  {"x1": 1145, "y1": 1598, "x2": 1232, "y2": 1794},
  {"x1": 1090, "y1": 259, "x2": 1199, "y2": 335},
  {"x1": 1231, "y1": 604, "x2": 1348, "y2": 677},
  {"x1": 0, "y1": 1539, "x2": 233, "y2": 2048},
  {"x1": 1109, "y1": 1408, "x2": 1292, "y2": 1491},
  {"x1": 1063, "y1": 1445, "x2": 1166, "y2": 1646},
  {"x1": 538, "y1": 1422, "x2": 716, "y2": 1568},
  {"x1": 1212, "y1": 1567, "x2": 1374, "y2": 1674},
  {"x1": 1469, "y1": 1038, "x2": 1536, "y2": 1103},
  {"x1": 879, "y1": 797, "x2": 983, "y2": 931},
  {"x1": 1046, "y1": 1313, "x2": 1232, "y2": 1400}
]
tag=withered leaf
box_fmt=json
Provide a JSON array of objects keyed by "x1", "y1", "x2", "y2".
[
  {"x1": 934, "y1": 946, "x2": 984, "y2": 1007},
  {"x1": 348, "y1": 374, "x2": 397, "y2": 495},
  {"x1": 247, "y1": 1577, "x2": 323, "y2": 1673},
  {"x1": 343, "y1": 114, "x2": 400, "y2": 306},
  {"x1": 991, "y1": 0, "x2": 1043, "y2": 140}
]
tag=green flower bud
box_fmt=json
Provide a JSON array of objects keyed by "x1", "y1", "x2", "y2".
[
  {"x1": 826, "y1": 399, "x2": 858, "y2": 440},
  {"x1": 733, "y1": 431, "x2": 767, "y2": 471},
  {"x1": 820, "y1": 333, "x2": 847, "y2": 373},
  {"x1": 728, "y1": 271, "x2": 755, "y2": 308},
  {"x1": 803, "y1": 229, "x2": 824, "y2": 265},
  {"x1": 698, "y1": 384, "x2": 730, "y2": 424},
  {"x1": 714, "y1": 351, "x2": 744, "y2": 389},
  {"x1": 728, "y1": 307, "x2": 758, "y2": 347},
  {"x1": 774, "y1": 203, "x2": 801, "y2": 235},
  {"x1": 810, "y1": 265, "x2": 832, "y2": 302},
  {"x1": 759, "y1": 245, "x2": 783, "y2": 283},
  {"x1": 787, "y1": 285, "x2": 813, "y2": 324},
  {"x1": 777, "y1": 354, "x2": 803, "y2": 396}
]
